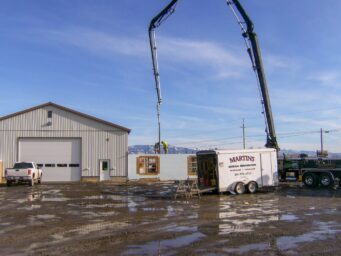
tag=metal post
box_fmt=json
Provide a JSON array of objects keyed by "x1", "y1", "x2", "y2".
[
  {"x1": 157, "y1": 104, "x2": 161, "y2": 154},
  {"x1": 241, "y1": 119, "x2": 246, "y2": 149},
  {"x1": 320, "y1": 128, "x2": 323, "y2": 153}
]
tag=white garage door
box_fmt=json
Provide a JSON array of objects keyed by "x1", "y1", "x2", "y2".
[{"x1": 19, "y1": 138, "x2": 81, "y2": 182}]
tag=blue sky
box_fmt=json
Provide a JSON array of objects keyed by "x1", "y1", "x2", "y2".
[{"x1": 1, "y1": 0, "x2": 341, "y2": 151}]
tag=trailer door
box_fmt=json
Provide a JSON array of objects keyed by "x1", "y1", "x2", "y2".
[{"x1": 260, "y1": 152, "x2": 274, "y2": 186}]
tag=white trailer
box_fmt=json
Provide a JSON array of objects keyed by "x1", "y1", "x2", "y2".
[{"x1": 197, "y1": 148, "x2": 278, "y2": 194}]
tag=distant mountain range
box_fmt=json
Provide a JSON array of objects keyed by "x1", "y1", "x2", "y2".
[
  {"x1": 128, "y1": 145, "x2": 341, "y2": 158},
  {"x1": 128, "y1": 145, "x2": 197, "y2": 154}
]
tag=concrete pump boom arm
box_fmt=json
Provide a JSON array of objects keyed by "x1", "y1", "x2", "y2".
[
  {"x1": 227, "y1": 0, "x2": 279, "y2": 151},
  {"x1": 148, "y1": 0, "x2": 179, "y2": 153},
  {"x1": 148, "y1": 0, "x2": 179, "y2": 106},
  {"x1": 148, "y1": 0, "x2": 279, "y2": 151}
]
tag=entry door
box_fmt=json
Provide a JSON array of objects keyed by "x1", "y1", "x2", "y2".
[{"x1": 100, "y1": 160, "x2": 110, "y2": 181}]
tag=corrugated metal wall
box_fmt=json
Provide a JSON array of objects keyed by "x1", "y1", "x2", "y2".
[{"x1": 0, "y1": 106, "x2": 128, "y2": 177}]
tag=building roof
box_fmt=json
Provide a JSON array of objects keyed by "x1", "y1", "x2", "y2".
[{"x1": 0, "y1": 102, "x2": 131, "y2": 133}]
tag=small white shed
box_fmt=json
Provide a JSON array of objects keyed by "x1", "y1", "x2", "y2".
[{"x1": 128, "y1": 154, "x2": 197, "y2": 181}]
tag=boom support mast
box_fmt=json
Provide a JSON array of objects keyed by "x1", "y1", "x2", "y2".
[{"x1": 149, "y1": 0, "x2": 179, "y2": 153}]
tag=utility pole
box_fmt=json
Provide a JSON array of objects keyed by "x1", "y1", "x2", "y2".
[
  {"x1": 241, "y1": 119, "x2": 246, "y2": 149},
  {"x1": 319, "y1": 128, "x2": 330, "y2": 157},
  {"x1": 320, "y1": 128, "x2": 323, "y2": 153}
]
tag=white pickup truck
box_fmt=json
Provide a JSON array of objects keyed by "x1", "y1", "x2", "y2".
[{"x1": 5, "y1": 162, "x2": 42, "y2": 186}]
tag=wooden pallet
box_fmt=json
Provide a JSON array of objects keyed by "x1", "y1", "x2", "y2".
[{"x1": 174, "y1": 179, "x2": 201, "y2": 199}]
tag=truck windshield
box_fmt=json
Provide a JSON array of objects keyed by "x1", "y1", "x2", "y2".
[{"x1": 13, "y1": 163, "x2": 34, "y2": 169}]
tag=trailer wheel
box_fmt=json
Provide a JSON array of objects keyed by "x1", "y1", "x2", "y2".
[
  {"x1": 235, "y1": 182, "x2": 245, "y2": 195},
  {"x1": 303, "y1": 172, "x2": 318, "y2": 188},
  {"x1": 247, "y1": 181, "x2": 258, "y2": 194},
  {"x1": 320, "y1": 173, "x2": 333, "y2": 187}
]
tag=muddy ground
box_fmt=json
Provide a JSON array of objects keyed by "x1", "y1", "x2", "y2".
[{"x1": 0, "y1": 182, "x2": 340, "y2": 255}]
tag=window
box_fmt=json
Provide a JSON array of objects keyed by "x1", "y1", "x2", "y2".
[
  {"x1": 136, "y1": 156, "x2": 160, "y2": 175},
  {"x1": 13, "y1": 163, "x2": 34, "y2": 169},
  {"x1": 187, "y1": 156, "x2": 198, "y2": 176},
  {"x1": 47, "y1": 111, "x2": 53, "y2": 118},
  {"x1": 57, "y1": 164, "x2": 67, "y2": 167},
  {"x1": 102, "y1": 161, "x2": 108, "y2": 171},
  {"x1": 37, "y1": 164, "x2": 43, "y2": 168},
  {"x1": 45, "y1": 164, "x2": 56, "y2": 167},
  {"x1": 69, "y1": 164, "x2": 80, "y2": 167}
]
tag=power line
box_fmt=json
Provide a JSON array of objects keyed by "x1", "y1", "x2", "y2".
[{"x1": 173, "y1": 128, "x2": 338, "y2": 147}]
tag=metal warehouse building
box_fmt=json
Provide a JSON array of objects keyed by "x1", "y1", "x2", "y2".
[{"x1": 0, "y1": 102, "x2": 130, "y2": 182}]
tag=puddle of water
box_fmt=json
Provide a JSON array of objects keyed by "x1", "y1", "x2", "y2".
[
  {"x1": 18, "y1": 205, "x2": 41, "y2": 211},
  {"x1": 142, "y1": 207, "x2": 165, "y2": 212},
  {"x1": 187, "y1": 213, "x2": 198, "y2": 220},
  {"x1": 35, "y1": 214, "x2": 56, "y2": 220},
  {"x1": 224, "y1": 242, "x2": 270, "y2": 254},
  {"x1": 85, "y1": 203, "x2": 117, "y2": 209},
  {"x1": 83, "y1": 195, "x2": 104, "y2": 200},
  {"x1": 277, "y1": 221, "x2": 341, "y2": 251},
  {"x1": 219, "y1": 223, "x2": 253, "y2": 234},
  {"x1": 28, "y1": 214, "x2": 58, "y2": 224},
  {"x1": 0, "y1": 222, "x2": 11, "y2": 226},
  {"x1": 124, "y1": 232, "x2": 206, "y2": 255},
  {"x1": 325, "y1": 208, "x2": 337, "y2": 214},
  {"x1": 280, "y1": 214, "x2": 299, "y2": 221},
  {"x1": 69, "y1": 221, "x2": 129, "y2": 235},
  {"x1": 42, "y1": 189, "x2": 61, "y2": 194},
  {"x1": 218, "y1": 198, "x2": 279, "y2": 235},
  {"x1": 164, "y1": 225, "x2": 197, "y2": 233},
  {"x1": 14, "y1": 199, "x2": 27, "y2": 204},
  {"x1": 42, "y1": 197, "x2": 69, "y2": 202},
  {"x1": 28, "y1": 220, "x2": 131, "y2": 251},
  {"x1": 166, "y1": 207, "x2": 175, "y2": 217},
  {"x1": 81, "y1": 211, "x2": 118, "y2": 217},
  {"x1": 0, "y1": 225, "x2": 26, "y2": 235}
]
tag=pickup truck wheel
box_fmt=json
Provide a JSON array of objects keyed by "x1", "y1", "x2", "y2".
[
  {"x1": 6, "y1": 180, "x2": 11, "y2": 187},
  {"x1": 235, "y1": 182, "x2": 245, "y2": 195},
  {"x1": 247, "y1": 181, "x2": 258, "y2": 194},
  {"x1": 320, "y1": 173, "x2": 333, "y2": 187},
  {"x1": 303, "y1": 172, "x2": 318, "y2": 188}
]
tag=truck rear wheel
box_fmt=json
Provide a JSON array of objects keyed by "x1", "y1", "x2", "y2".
[
  {"x1": 247, "y1": 181, "x2": 258, "y2": 194},
  {"x1": 235, "y1": 182, "x2": 245, "y2": 194},
  {"x1": 303, "y1": 172, "x2": 318, "y2": 188},
  {"x1": 320, "y1": 173, "x2": 333, "y2": 187}
]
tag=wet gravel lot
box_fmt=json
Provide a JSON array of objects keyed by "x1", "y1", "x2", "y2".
[{"x1": 0, "y1": 182, "x2": 341, "y2": 255}]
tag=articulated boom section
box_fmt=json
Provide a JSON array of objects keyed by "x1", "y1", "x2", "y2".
[
  {"x1": 149, "y1": 0, "x2": 279, "y2": 151},
  {"x1": 226, "y1": 0, "x2": 279, "y2": 151},
  {"x1": 149, "y1": 0, "x2": 179, "y2": 153}
]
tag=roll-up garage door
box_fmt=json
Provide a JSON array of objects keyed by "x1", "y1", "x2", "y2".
[{"x1": 19, "y1": 138, "x2": 81, "y2": 182}]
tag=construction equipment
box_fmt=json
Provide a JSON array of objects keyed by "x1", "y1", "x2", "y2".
[
  {"x1": 149, "y1": 0, "x2": 179, "y2": 154},
  {"x1": 226, "y1": 0, "x2": 279, "y2": 151},
  {"x1": 148, "y1": 0, "x2": 279, "y2": 151}
]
